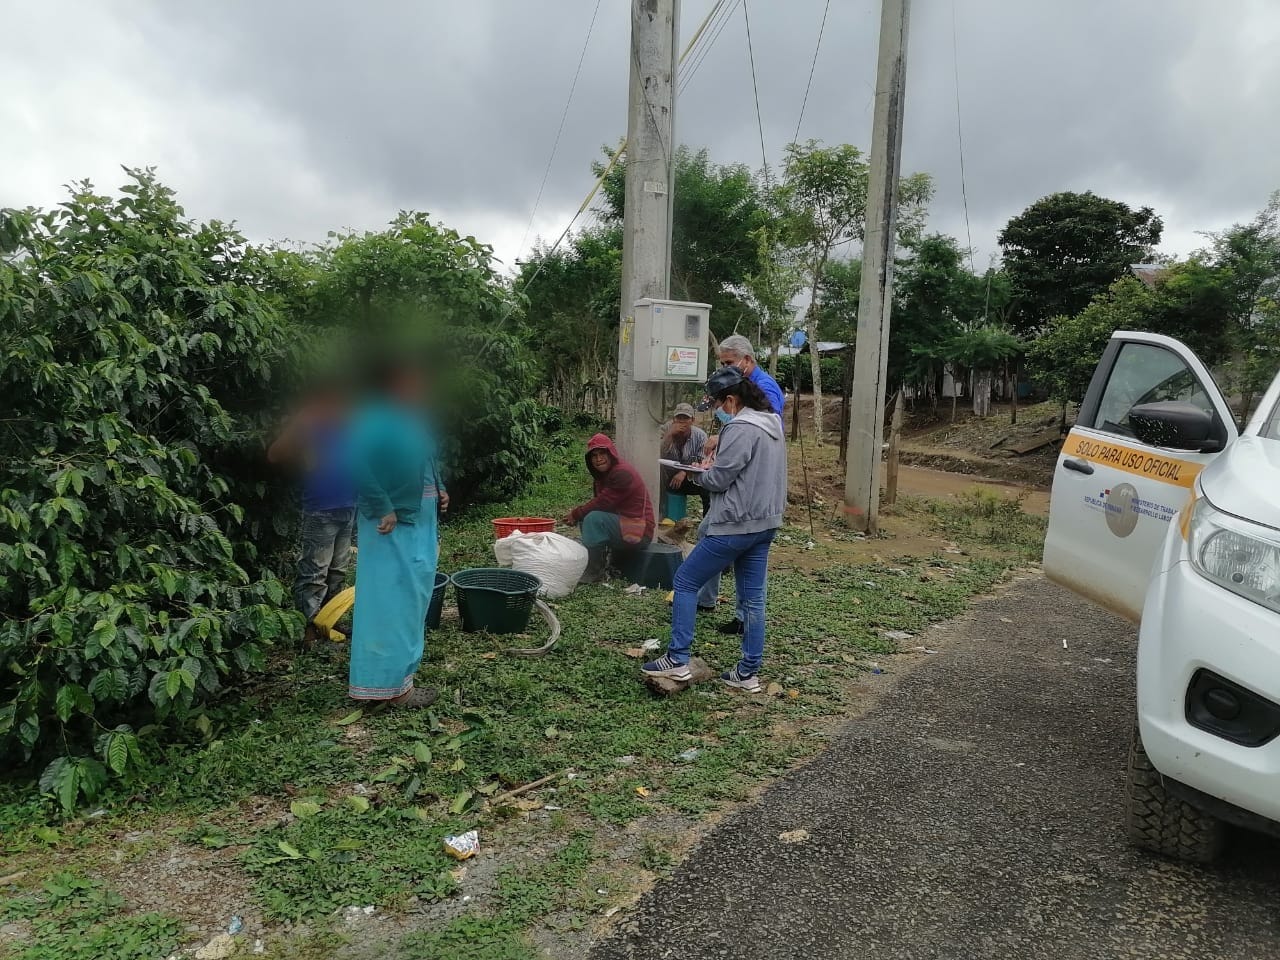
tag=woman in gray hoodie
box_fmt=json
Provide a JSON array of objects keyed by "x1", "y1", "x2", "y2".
[{"x1": 643, "y1": 366, "x2": 787, "y2": 692}]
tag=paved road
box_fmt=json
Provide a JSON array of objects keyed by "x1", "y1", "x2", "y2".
[{"x1": 591, "y1": 576, "x2": 1280, "y2": 960}]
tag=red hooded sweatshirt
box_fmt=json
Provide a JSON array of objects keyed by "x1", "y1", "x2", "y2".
[{"x1": 568, "y1": 433, "x2": 655, "y2": 544}]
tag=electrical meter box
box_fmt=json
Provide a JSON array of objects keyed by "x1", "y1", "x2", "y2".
[{"x1": 631, "y1": 298, "x2": 712, "y2": 382}]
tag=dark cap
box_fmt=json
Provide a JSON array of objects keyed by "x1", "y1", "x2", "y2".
[{"x1": 695, "y1": 365, "x2": 745, "y2": 411}]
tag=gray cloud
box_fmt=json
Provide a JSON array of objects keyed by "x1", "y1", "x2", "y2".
[{"x1": 3, "y1": 0, "x2": 1277, "y2": 273}]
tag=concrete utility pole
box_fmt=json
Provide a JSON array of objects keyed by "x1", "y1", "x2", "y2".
[
  {"x1": 617, "y1": 0, "x2": 678, "y2": 505},
  {"x1": 842, "y1": 0, "x2": 911, "y2": 533}
]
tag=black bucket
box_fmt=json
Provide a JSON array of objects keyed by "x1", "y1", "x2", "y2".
[
  {"x1": 451, "y1": 568, "x2": 542, "y2": 634},
  {"x1": 426, "y1": 572, "x2": 450, "y2": 630}
]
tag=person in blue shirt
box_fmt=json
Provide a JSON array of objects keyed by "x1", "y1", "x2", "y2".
[
  {"x1": 717, "y1": 334, "x2": 785, "y2": 421},
  {"x1": 268, "y1": 381, "x2": 356, "y2": 643},
  {"x1": 346, "y1": 358, "x2": 442, "y2": 709},
  {"x1": 698, "y1": 335, "x2": 787, "y2": 633}
]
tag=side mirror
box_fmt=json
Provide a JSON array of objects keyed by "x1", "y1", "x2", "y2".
[{"x1": 1128, "y1": 401, "x2": 1224, "y2": 452}]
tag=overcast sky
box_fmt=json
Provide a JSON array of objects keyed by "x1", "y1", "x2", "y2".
[{"x1": 4, "y1": 0, "x2": 1278, "y2": 276}]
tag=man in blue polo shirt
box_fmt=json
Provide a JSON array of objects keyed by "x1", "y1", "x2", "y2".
[
  {"x1": 719, "y1": 334, "x2": 785, "y2": 420},
  {"x1": 697, "y1": 335, "x2": 787, "y2": 633},
  {"x1": 268, "y1": 382, "x2": 356, "y2": 642}
]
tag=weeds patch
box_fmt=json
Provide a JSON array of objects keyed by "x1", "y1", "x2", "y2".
[{"x1": 0, "y1": 874, "x2": 181, "y2": 960}]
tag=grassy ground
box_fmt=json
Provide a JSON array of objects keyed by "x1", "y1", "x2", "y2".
[{"x1": 0, "y1": 429, "x2": 1046, "y2": 960}]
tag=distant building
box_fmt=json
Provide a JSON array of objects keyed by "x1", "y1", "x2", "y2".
[
  {"x1": 1129, "y1": 263, "x2": 1169, "y2": 289},
  {"x1": 775, "y1": 341, "x2": 848, "y2": 358}
]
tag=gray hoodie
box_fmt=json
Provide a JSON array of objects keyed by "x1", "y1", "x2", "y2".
[{"x1": 698, "y1": 408, "x2": 787, "y2": 536}]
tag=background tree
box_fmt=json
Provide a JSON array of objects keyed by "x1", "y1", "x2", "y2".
[
  {"x1": 814, "y1": 257, "x2": 861, "y2": 341},
  {"x1": 515, "y1": 224, "x2": 622, "y2": 417},
  {"x1": 999, "y1": 191, "x2": 1162, "y2": 334},
  {"x1": 1026, "y1": 275, "x2": 1155, "y2": 418},
  {"x1": 776, "y1": 140, "x2": 932, "y2": 441},
  {"x1": 943, "y1": 325, "x2": 1022, "y2": 418},
  {"x1": 1228, "y1": 296, "x2": 1280, "y2": 420},
  {"x1": 1204, "y1": 194, "x2": 1280, "y2": 411},
  {"x1": 741, "y1": 222, "x2": 804, "y2": 376},
  {"x1": 975, "y1": 266, "x2": 1014, "y2": 327},
  {"x1": 1142, "y1": 259, "x2": 1238, "y2": 365},
  {"x1": 1025, "y1": 193, "x2": 1280, "y2": 423},
  {"x1": 889, "y1": 234, "x2": 982, "y2": 401},
  {"x1": 816, "y1": 257, "x2": 862, "y2": 463},
  {"x1": 599, "y1": 146, "x2": 767, "y2": 337}
]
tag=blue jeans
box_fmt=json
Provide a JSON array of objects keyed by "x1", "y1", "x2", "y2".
[
  {"x1": 694, "y1": 517, "x2": 750, "y2": 616},
  {"x1": 294, "y1": 508, "x2": 355, "y2": 621},
  {"x1": 668, "y1": 528, "x2": 777, "y2": 675}
]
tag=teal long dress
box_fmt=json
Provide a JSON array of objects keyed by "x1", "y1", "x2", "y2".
[{"x1": 348, "y1": 399, "x2": 440, "y2": 700}]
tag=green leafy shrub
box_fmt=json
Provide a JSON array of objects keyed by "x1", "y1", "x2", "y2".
[
  {"x1": 0, "y1": 171, "x2": 302, "y2": 807},
  {"x1": 433, "y1": 327, "x2": 548, "y2": 504}
]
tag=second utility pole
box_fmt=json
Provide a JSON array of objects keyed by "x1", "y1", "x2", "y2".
[
  {"x1": 617, "y1": 0, "x2": 678, "y2": 504},
  {"x1": 843, "y1": 0, "x2": 912, "y2": 534}
]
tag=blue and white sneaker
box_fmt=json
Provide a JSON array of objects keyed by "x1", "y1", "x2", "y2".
[
  {"x1": 720, "y1": 664, "x2": 761, "y2": 693},
  {"x1": 642, "y1": 654, "x2": 692, "y2": 683}
]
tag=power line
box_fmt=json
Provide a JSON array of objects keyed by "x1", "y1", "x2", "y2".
[
  {"x1": 516, "y1": 0, "x2": 604, "y2": 260},
  {"x1": 505, "y1": 0, "x2": 732, "y2": 324},
  {"x1": 679, "y1": 0, "x2": 734, "y2": 95},
  {"x1": 792, "y1": 0, "x2": 832, "y2": 145},
  {"x1": 677, "y1": 0, "x2": 728, "y2": 92},
  {"x1": 951, "y1": 0, "x2": 976, "y2": 276},
  {"x1": 515, "y1": 1, "x2": 721, "y2": 279},
  {"x1": 742, "y1": 0, "x2": 770, "y2": 182},
  {"x1": 680, "y1": 0, "x2": 742, "y2": 96}
]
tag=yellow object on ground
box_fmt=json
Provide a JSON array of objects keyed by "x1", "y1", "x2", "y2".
[{"x1": 312, "y1": 586, "x2": 355, "y2": 642}]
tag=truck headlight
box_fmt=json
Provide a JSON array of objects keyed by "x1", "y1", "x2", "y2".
[{"x1": 1188, "y1": 497, "x2": 1280, "y2": 613}]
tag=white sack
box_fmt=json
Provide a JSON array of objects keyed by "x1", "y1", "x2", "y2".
[{"x1": 492, "y1": 531, "x2": 588, "y2": 598}]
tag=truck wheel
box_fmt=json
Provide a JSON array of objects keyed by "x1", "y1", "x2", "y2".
[{"x1": 1125, "y1": 726, "x2": 1226, "y2": 863}]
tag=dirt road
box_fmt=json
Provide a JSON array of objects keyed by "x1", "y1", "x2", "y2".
[
  {"x1": 894, "y1": 464, "x2": 1050, "y2": 515},
  {"x1": 589, "y1": 576, "x2": 1280, "y2": 960}
]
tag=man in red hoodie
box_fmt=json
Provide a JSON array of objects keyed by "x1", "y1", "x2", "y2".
[{"x1": 564, "y1": 433, "x2": 655, "y2": 583}]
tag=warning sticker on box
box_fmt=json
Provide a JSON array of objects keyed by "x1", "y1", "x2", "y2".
[{"x1": 666, "y1": 346, "x2": 700, "y2": 377}]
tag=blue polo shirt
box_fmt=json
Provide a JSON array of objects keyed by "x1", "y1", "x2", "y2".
[
  {"x1": 749, "y1": 365, "x2": 786, "y2": 419},
  {"x1": 302, "y1": 421, "x2": 356, "y2": 513}
]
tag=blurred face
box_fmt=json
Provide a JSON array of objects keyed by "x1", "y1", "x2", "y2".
[
  {"x1": 308, "y1": 388, "x2": 346, "y2": 420},
  {"x1": 588, "y1": 449, "x2": 611, "y2": 472},
  {"x1": 672, "y1": 414, "x2": 692, "y2": 434},
  {"x1": 387, "y1": 367, "x2": 424, "y2": 404},
  {"x1": 718, "y1": 349, "x2": 755, "y2": 375}
]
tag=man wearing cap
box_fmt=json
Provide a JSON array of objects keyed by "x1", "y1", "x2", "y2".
[{"x1": 659, "y1": 402, "x2": 710, "y2": 517}]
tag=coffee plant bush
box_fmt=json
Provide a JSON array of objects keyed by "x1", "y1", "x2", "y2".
[{"x1": 0, "y1": 171, "x2": 303, "y2": 808}]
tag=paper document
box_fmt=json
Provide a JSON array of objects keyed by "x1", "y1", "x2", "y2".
[{"x1": 659, "y1": 458, "x2": 707, "y2": 472}]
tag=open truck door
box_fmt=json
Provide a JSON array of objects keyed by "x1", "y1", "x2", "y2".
[{"x1": 1043, "y1": 332, "x2": 1237, "y2": 621}]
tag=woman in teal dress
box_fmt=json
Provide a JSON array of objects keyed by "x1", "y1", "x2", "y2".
[{"x1": 347, "y1": 360, "x2": 441, "y2": 708}]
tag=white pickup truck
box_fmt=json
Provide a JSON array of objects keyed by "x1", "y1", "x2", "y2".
[{"x1": 1043, "y1": 331, "x2": 1280, "y2": 862}]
